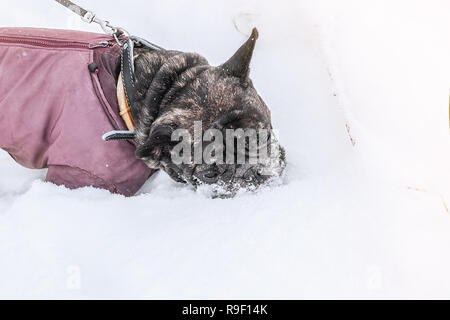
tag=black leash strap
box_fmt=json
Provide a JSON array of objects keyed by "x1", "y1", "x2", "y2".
[{"x1": 55, "y1": 0, "x2": 118, "y2": 35}]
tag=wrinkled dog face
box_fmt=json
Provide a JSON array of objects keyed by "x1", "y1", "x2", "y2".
[{"x1": 132, "y1": 28, "x2": 285, "y2": 195}]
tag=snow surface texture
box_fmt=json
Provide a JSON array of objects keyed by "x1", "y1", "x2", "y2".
[{"x1": 1, "y1": 0, "x2": 449, "y2": 299}]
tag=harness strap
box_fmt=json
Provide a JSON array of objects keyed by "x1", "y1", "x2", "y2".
[
  {"x1": 120, "y1": 37, "x2": 164, "y2": 108},
  {"x1": 102, "y1": 36, "x2": 164, "y2": 141},
  {"x1": 121, "y1": 38, "x2": 137, "y2": 111},
  {"x1": 117, "y1": 72, "x2": 135, "y2": 131}
]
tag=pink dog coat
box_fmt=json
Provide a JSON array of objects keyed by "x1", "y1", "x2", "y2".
[{"x1": 0, "y1": 27, "x2": 154, "y2": 196}]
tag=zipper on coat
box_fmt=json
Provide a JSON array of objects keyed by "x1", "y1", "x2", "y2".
[
  {"x1": 0, "y1": 35, "x2": 114, "y2": 50},
  {"x1": 88, "y1": 41, "x2": 111, "y2": 49}
]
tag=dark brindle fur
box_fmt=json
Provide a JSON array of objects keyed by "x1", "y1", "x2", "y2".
[{"x1": 126, "y1": 28, "x2": 285, "y2": 195}]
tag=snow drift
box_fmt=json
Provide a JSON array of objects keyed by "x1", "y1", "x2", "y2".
[{"x1": 0, "y1": 0, "x2": 449, "y2": 299}]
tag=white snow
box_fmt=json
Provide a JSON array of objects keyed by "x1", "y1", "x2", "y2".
[{"x1": 1, "y1": 0, "x2": 450, "y2": 299}]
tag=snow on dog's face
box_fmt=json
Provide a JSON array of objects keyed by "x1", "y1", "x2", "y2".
[{"x1": 131, "y1": 28, "x2": 285, "y2": 196}]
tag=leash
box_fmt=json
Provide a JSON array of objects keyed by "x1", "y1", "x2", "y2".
[
  {"x1": 54, "y1": 0, "x2": 163, "y2": 141},
  {"x1": 54, "y1": 0, "x2": 119, "y2": 36}
]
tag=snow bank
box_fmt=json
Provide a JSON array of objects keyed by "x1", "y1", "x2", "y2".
[{"x1": 0, "y1": 0, "x2": 449, "y2": 298}]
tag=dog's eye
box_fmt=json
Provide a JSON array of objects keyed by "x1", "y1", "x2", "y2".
[{"x1": 149, "y1": 126, "x2": 173, "y2": 144}]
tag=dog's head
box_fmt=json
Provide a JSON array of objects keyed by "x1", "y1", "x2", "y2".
[{"x1": 131, "y1": 28, "x2": 285, "y2": 195}]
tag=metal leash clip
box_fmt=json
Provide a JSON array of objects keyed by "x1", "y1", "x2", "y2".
[
  {"x1": 82, "y1": 10, "x2": 131, "y2": 46},
  {"x1": 55, "y1": 0, "x2": 146, "y2": 47},
  {"x1": 55, "y1": 0, "x2": 122, "y2": 38},
  {"x1": 81, "y1": 10, "x2": 117, "y2": 36}
]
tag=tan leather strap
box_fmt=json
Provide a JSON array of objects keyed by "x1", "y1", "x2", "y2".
[{"x1": 117, "y1": 72, "x2": 135, "y2": 131}]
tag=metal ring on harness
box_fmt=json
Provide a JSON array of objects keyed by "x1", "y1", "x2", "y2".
[{"x1": 114, "y1": 28, "x2": 131, "y2": 46}]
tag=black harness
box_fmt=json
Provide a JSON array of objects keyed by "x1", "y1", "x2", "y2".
[
  {"x1": 105, "y1": 36, "x2": 163, "y2": 141},
  {"x1": 121, "y1": 36, "x2": 163, "y2": 114}
]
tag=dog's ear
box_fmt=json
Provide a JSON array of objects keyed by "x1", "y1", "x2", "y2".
[{"x1": 220, "y1": 27, "x2": 259, "y2": 83}]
